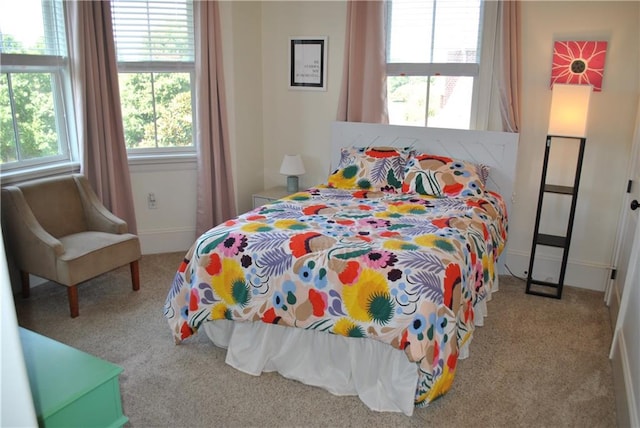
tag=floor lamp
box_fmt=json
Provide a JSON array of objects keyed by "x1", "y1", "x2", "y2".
[{"x1": 526, "y1": 83, "x2": 592, "y2": 298}]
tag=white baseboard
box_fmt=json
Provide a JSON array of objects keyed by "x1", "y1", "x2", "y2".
[
  {"x1": 138, "y1": 227, "x2": 195, "y2": 255},
  {"x1": 504, "y1": 249, "x2": 609, "y2": 292}
]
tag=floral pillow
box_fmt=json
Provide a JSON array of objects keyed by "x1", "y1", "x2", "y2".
[
  {"x1": 402, "y1": 153, "x2": 486, "y2": 197},
  {"x1": 477, "y1": 163, "x2": 490, "y2": 186},
  {"x1": 328, "y1": 146, "x2": 414, "y2": 192}
]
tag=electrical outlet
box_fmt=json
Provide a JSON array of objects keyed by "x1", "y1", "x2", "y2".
[{"x1": 147, "y1": 192, "x2": 157, "y2": 209}]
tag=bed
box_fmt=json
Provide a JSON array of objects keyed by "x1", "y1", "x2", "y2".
[{"x1": 164, "y1": 121, "x2": 519, "y2": 415}]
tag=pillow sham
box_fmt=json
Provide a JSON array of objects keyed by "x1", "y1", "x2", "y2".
[
  {"x1": 328, "y1": 146, "x2": 413, "y2": 192},
  {"x1": 402, "y1": 153, "x2": 486, "y2": 197}
]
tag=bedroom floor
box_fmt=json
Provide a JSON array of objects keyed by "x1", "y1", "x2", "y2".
[{"x1": 13, "y1": 252, "x2": 617, "y2": 427}]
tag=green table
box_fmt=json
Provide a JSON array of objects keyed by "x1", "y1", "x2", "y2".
[{"x1": 19, "y1": 328, "x2": 128, "y2": 428}]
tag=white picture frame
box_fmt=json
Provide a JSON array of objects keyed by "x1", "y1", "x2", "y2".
[{"x1": 288, "y1": 36, "x2": 327, "y2": 91}]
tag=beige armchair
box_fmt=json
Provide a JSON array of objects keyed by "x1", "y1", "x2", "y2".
[{"x1": 1, "y1": 174, "x2": 141, "y2": 318}]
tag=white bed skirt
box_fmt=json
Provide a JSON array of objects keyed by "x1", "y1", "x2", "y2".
[{"x1": 202, "y1": 280, "x2": 497, "y2": 416}]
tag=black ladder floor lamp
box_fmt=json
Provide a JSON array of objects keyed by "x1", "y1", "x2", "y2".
[{"x1": 526, "y1": 83, "x2": 593, "y2": 298}]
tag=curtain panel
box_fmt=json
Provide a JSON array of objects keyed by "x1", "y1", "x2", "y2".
[
  {"x1": 496, "y1": 0, "x2": 521, "y2": 133},
  {"x1": 194, "y1": 0, "x2": 237, "y2": 237},
  {"x1": 66, "y1": 0, "x2": 138, "y2": 234},
  {"x1": 337, "y1": 0, "x2": 389, "y2": 124}
]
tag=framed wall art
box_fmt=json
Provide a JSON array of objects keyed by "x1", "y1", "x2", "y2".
[
  {"x1": 289, "y1": 36, "x2": 327, "y2": 91},
  {"x1": 550, "y1": 40, "x2": 608, "y2": 92}
]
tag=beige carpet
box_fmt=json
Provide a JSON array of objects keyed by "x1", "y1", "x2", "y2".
[{"x1": 14, "y1": 252, "x2": 617, "y2": 427}]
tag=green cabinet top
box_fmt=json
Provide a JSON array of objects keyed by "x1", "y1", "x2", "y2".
[{"x1": 19, "y1": 328, "x2": 124, "y2": 420}]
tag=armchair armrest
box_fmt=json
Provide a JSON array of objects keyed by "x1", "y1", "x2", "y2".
[
  {"x1": 1, "y1": 188, "x2": 63, "y2": 280},
  {"x1": 73, "y1": 175, "x2": 128, "y2": 234}
]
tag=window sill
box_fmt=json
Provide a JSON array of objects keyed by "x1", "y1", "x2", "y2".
[
  {"x1": 127, "y1": 152, "x2": 197, "y2": 166},
  {"x1": 128, "y1": 152, "x2": 197, "y2": 173},
  {"x1": 0, "y1": 162, "x2": 81, "y2": 186},
  {"x1": 0, "y1": 153, "x2": 197, "y2": 186}
]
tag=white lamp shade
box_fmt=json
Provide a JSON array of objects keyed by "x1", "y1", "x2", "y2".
[
  {"x1": 547, "y1": 83, "x2": 592, "y2": 137},
  {"x1": 280, "y1": 154, "x2": 306, "y2": 176}
]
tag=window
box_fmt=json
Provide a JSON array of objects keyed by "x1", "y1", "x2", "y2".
[
  {"x1": 0, "y1": 0, "x2": 75, "y2": 173},
  {"x1": 386, "y1": 0, "x2": 496, "y2": 129},
  {"x1": 111, "y1": 0, "x2": 195, "y2": 153}
]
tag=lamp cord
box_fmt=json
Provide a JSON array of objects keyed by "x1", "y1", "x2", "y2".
[{"x1": 504, "y1": 264, "x2": 527, "y2": 282}]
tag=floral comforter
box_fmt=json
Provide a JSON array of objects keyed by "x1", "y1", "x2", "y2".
[{"x1": 164, "y1": 186, "x2": 507, "y2": 407}]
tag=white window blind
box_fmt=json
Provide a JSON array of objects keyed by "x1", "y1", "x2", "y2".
[
  {"x1": 387, "y1": 0, "x2": 481, "y2": 66},
  {"x1": 0, "y1": 0, "x2": 66, "y2": 56},
  {"x1": 111, "y1": 0, "x2": 194, "y2": 63}
]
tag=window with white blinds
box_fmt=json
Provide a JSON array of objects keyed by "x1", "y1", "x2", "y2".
[
  {"x1": 385, "y1": 0, "x2": 496, "y2": 130},
  {"x1": 0, "y1": 0, "x2": 75, "y2": 174},
  {"x1": 111, "y1": 0, "x2": 195, "y2": 151}
]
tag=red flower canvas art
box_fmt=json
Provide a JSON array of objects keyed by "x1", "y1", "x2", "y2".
[{"x1": 550, "y1": 41, "x2": 608, "y2": 92}]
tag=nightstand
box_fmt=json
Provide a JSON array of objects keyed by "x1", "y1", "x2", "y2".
[{"x1": 253, "y1": 186, "x2": 291, "y2": 208}]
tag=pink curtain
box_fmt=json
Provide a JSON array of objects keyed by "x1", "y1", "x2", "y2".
[
  {"x1": 194, "y1": 1, "x2": 237, "y2": 237},
  {"x1": 66, "y1": 1, "x2": 137, "y2": 234},
  {"x1": 497, "y1": 0, "x2": 521, "y2": 132},
  {"x1": 337, "y1": 0, "x2": 388, "y2": 123}
]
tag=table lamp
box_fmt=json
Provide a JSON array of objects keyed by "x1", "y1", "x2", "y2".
[{"x1": 280, "y1": 154, "x2": 306, "y2": 193}]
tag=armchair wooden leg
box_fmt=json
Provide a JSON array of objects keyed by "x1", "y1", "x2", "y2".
[
  {"x1": 20, "y1": 270, "x2": 30, "y2": 298},
  {"x1": 68, "y1": 285, "x2": 79, "y2": 318},
  {"x1": 130, "y1": 260, "x2": 140, "y2": 291}
]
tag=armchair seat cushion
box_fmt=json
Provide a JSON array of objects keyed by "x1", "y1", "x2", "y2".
[{"x1": 56, "y1": 231, "x2": 140, "y2": 286}]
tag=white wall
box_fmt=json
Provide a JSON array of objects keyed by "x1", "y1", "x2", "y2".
[
  {"x1": 260, "y1": 1, "x2": 347, "y2": 191},
  {"x1": 132, "y1": 1, "x2": 640, "y2": 294},
  {"x1": 505, "y1": 1, "x2": 639, "y2": 291},
  {"x1": 222, "y1": 1, "x2": 265, "y2": 215},
  {"x1": 130, "y1": 160, "x2": 198, "y2": 254}
]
